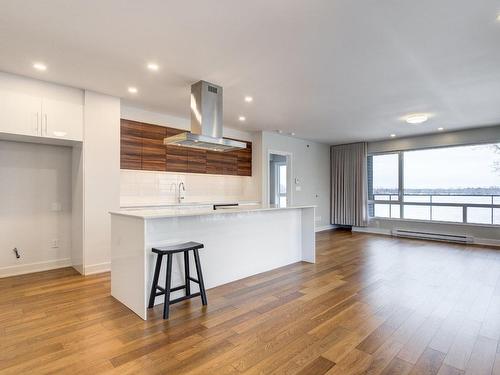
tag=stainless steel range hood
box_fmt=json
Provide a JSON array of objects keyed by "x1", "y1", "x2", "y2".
[{"x1": 163, "y1": 80, "x2": 247, "y2": 152}]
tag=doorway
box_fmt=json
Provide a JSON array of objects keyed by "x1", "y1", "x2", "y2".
[{"x1": 268, "y1": 151, "x2": 292, "y2": 207}]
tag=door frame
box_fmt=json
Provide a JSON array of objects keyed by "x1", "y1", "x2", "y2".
[{"x1": 267, "y1": 150, "x2": 293, "y2": 206}]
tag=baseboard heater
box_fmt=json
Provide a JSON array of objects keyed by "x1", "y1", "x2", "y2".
[{"x1": 391, "y1": 229, "x2": 474, "y2": 244}]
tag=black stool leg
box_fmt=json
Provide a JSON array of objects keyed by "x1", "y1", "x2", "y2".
[
  {"x1": 163, "y1": 253, "x2": 173, "y2": 319},
  {"x1": 184, "y1": 251, "x2": 191, "y2": 297},
  {"x1": 193, "y1": 249, "x2": 208, "y2": 306},
  {"x1": 148, "y1": 253, "x2": 163, "y2": 308}
]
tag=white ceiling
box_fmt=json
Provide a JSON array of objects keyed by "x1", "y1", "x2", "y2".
[{"x1": 1, "y1": 0, "x2": 500, "y2": 144}]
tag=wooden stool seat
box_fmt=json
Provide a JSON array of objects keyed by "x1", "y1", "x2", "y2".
[{"x1": 148, "y1": 242, "x2": 207, "y2": 319}]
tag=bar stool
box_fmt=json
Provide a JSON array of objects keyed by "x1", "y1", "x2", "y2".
[{"x1": 148, "y1": 241, "x2": 208, "y2": 319}]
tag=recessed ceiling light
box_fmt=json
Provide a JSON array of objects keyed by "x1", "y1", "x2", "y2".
[
  {"x1": 128, "y1": 87, "x2": 138, "y2": 94},
  {"x1": 238, "y1": 116, "x2": 246, "y2": 121},
  {"x1": 147, "y1": 63, "x2": 159, "y2": 71},
  {"x1": 244, "y1": 96, "x2": 253, "y2": 103},
  {"x1": 437, "y1": 127, "x2": 444, "y2": 131},
  {"x1": 277, "y1": 130, "x2": 283, "y2": 134},
  {"x1": 404, "y1": 113, "x2": 429, "y2": 124},
  {"x1": 390, "y1": 134, "x2": 396, "y2": 138},
  {"x1": 290, "y1": 132, "x2": 296, "y2": 136},
  {"x1": 33, "y1": 62, "x2": 47, "y2": 71}
]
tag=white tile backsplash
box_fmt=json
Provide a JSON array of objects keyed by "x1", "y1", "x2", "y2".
[{"x1": 120, "y1": 170, "x2": 259, "y2": 207}]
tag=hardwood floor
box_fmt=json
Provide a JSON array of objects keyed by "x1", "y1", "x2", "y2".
[{"x1": 1, "y1": 230, "x2": 500, "y2": 374}]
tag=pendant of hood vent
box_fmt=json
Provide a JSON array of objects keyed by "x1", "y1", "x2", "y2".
[{"x1": 163, "y1": 80, "x2": 247, "y2": 152}]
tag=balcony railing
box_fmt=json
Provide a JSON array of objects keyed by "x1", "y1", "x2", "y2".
[{"x1": 369, "y1": 194, "x2": 500, "y2": 225}]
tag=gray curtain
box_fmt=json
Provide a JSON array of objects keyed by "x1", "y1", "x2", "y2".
[{"x1": 331, "y1": 142, "x2": 368, "y2": 227}]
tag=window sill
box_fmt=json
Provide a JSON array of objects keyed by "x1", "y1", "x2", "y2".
[{"x1": 369, "y1": 217, "x2": 500, "y2": 229}]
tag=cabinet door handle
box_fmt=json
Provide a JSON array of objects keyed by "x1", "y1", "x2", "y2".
[{"x1": 44, "y1": 114, "x2": 48, "y2": 135}]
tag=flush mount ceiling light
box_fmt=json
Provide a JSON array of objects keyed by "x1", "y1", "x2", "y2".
[
  {"x1": 33, "y1": 62, "x2": 47, "y2": 71},
  {"x1": 404, "y1": 113, "x2": 430, "y2": 124},
  {"x1": 497, "y1": 14, "x2": 500, "y2": 21},
  {"x1": 238, "y1": 116, "x2": 246, "y2": 121},
  {"x1": 147, "y1": 63, "x2": 159, "y2": 71},
  {"x1": 244, "y1": 96, "x2": 253, "y2": 103},
  {"x1": 390, "y1": 134, "x2": 396, "y2": 138},
  {"x1": 128, "y1": 87, "x2": 138, "y2": 94},
  {"x1": 437, "y1": 127, "x2": 444, "y2": 131}
]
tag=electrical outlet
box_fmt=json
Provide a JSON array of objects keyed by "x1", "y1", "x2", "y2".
[{"x1": 51, "y1": 239, "x2": 59, "y2": 248}]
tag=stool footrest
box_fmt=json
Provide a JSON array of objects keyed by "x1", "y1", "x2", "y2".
[
  {"x1": 188, "y1": 276, "x2": 200, "y2": 284},
  {"x1": 155, "y1": 284, "x2": 186, "y2": 296},
  {"x1": 170, "y1": 285, "x2": 187, "y2": 292},
  {"x1": 170, "y1": 292, "x2": 201, "y2": 305}
]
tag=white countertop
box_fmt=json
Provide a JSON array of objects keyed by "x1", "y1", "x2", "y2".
[
  {"x1": 109, "y1": 204, "x2": 316, "y2": 219},
  {"x1": 120, "y1": 200, "x2": 261, "y2": 208}
]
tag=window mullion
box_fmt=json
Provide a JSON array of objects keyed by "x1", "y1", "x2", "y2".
[{"x1": 399, "y1": 152, "x2": 404, "y2": 219}]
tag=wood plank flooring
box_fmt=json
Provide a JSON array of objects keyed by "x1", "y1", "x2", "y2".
[{"x1": 1, "y1": 230, "x2": 500, "y2": 374}]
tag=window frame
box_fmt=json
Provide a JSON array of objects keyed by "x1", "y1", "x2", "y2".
[
  {"x1": 368, "y1": 151, "x2": 403, "y2": 219},
  {"x1": 367, "y1": 144, "x2": 500, "y2": 226}
]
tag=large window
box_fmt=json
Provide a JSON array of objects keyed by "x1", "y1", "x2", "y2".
[{"x1": 368, "y1": 143, "x2": 500, "y2": 225}]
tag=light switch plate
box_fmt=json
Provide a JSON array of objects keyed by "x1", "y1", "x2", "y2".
[{"x1": 295, "y1": 186, "x2": 301, "y2": 191}]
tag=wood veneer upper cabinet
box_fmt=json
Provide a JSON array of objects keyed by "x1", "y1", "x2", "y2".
[
  {"x1": 141, "y1": 124, "x2": 167, "y2": 171},
  {"x1": 237, "y1": 142, "x2": 252, "y2": 176},
  {"x1": 222, "y1": 151, "x2": 238, "y2": 175},
  {"x1": 187, "y1": 148, "x2": 207, "y2": 174},
  {"x1": 206, "y1": 150, "x2": 224, "y2": 175},
  {"x1": 120, "y1": 119, "x2": 143, "y2": 170},
  {"x1": 165, "y1": 127, "x2": 188, "y2": 172},
  {"x1": 120, "y1": 119, "x2": 252, "y2": 176}
]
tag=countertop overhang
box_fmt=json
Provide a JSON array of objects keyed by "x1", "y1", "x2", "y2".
[{"x1": 109, "y1": 204, "x2": 316, "y2": 219}]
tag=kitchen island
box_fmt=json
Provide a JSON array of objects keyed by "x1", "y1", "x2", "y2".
[{"x1": 110, "y1": 204, "x2": 316, "y2": 320}]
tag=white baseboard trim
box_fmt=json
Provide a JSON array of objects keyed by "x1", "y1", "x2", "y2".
[
  {"x1": 0, "y1": 258, "x2": 72, "y2": 278},
  {"x1": 84, "y1": 262, "x2": 111, "y2": 275},
  {"x1": 474, "y1": 238, "x2": 500, "y2": 247},
  {"x1": 72, "y1": 264, "x2": 84, "y2": 275},
  {"x1": 315, "y1": 224, "x2": 340, "y2": 232},
  {"x1": 352, "y1": 226, "x2": 392, "y2": 235}
]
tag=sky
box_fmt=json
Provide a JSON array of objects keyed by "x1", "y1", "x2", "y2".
[{"x1": 373, "y1": 143, "x2": 500, "y2": 190}]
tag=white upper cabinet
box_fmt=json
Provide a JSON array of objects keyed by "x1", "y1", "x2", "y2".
[
  {"x1": 41, "y1": 93, "x2": 83, "y2": 141},
  {"x1": 0, "y1": 89, "x2": 41, "y2": 137},
  {"x1": 0, "y1": 73, "x2": 83, "y2": 142}
]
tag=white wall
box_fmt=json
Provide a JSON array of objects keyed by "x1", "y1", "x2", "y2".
[
  {"x1": 260, "y1": 131, "x2": 331, "y2": 229},
  {"x1": 81, "y1": 91, "x2": 120, "y2": 274},
  {"x1": 0, "y1": 141, "x2": 73, "y2": 276},
  {"x1": 362, "y1": 125, "x2": 500, "y2": 245},
  {"x1": 120, "y1": 106, "x2": 261, "y2": 206}
]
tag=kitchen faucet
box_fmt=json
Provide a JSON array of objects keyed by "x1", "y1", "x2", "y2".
[{"x1": 178, "y1": 182, "x2": 186, "y2": 203}]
